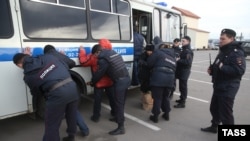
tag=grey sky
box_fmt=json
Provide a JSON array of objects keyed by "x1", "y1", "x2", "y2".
[{"x1": 149, "y1": 0, "x2": 250, "y2": 39}]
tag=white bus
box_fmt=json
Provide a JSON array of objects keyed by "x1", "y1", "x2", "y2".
[{"x1": 0, "y1": 0, "x2": 185, "y2": 120}]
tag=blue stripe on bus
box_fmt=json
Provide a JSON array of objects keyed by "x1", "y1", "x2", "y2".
[{"x1": 0, "y1": 47, "x2": 133, "y2": 61}]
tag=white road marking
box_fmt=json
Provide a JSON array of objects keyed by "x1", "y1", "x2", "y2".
[
  {"x1": 174, "y1": 92, "x2": 209, "y2": 103},
  {"x1": 83, "y1": 96, "x2": 161, "y2": 131},
  {"x1": 191, "y1": 70, "x2": 250, "y2": 80},
  {"x1": 189, "y1": 78, "x2": 212, "y2": 85}
]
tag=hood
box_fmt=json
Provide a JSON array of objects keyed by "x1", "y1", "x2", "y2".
[{"x1": 152, "y1": 36, "x2": 163, "y2": 50}]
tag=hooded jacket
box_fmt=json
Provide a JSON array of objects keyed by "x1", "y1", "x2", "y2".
[{"x1": 79, "y1": 47, "x2": 113, "y2": 88}]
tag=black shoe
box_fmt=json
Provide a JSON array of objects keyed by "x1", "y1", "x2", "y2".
[
  {"x1": 175, "y1": 99, "x2": 183, "y2": 103},
  {"x1": 91, "y1": 116, "x2": 99, "y2": 122},
  {"x1": 109, "y1": 127, "x2": 125, "y2": 135},
  {"x1": 162, "y1": 113, "x2": 169, "y2": 121},
  {"x1": 174, "y1": 103, "x2": 185, "y2": 108},
  {"x1": 149, "y1": 115, "x2": 158, "y2": 123},
  {"x1": 62, "y1": 136, "x2": 75, "y2": 141},
  {"x1": 201, "y1": 126, "x2": 217, "y2": 133},
  {"x1": 81, "y1": 130, "x2": 89, "y2": 137},
  {"x1": 109, "y1": 117, "x2": 117, "y2": 122}
]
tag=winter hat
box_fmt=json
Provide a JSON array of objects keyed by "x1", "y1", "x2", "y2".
[
  {"x1": 99, "y1": 38, "x2": 112, "y2": 50},
  {"x1": 145, "y1": 44, "x2": 154, "y2": 51}
]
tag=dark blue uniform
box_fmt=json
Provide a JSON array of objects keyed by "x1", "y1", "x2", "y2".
[
  {"x1": 175, "y1": 44, "x2": 193, "y2": 104},
  {"x1": 147, "y1": 48, "x2": 176, "y2": 122},
  {"x1": 170, "y1": 45, "x2": 182, "y2": 98},
  {"x1": 23, "y1": 54, "x2": 79, "y2": 141},
  {"x1": 132, "y1": 32, "x2": 145, "y2": 85},
  {"x1": 209, "y1": 41, "x2": 245, "y2": 126},
  {"x1": 92, "y1": 49, "x2": 130, "y2": 135},
  {"x1": 138, "y1": 52, "x2": 151, "y2": 93}
]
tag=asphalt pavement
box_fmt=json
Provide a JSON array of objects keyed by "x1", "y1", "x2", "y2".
[{"x1": 0, "y1": 50, "x2": 249, "y2": 141}]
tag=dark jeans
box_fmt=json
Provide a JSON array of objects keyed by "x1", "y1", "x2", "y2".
[
  {"x1": 151, "y1": 86, "x2": 171, "y2": 116},
  {"x1": 43, "y1": 100, "x2": 78, "y2": 141},
  {"x1": 76, "y1": 110, "x2": 89, "y2": 134},
  {"x1": 93, "y1": 86, "x2": 115, "y2": 118},
  {"x1": 210, "y1": 91, "x2": 235, "y2": 125}
]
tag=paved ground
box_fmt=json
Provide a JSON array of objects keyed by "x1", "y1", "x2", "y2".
[{"x1": 0, "y1": 50, "x2": 249, "y2": 141}]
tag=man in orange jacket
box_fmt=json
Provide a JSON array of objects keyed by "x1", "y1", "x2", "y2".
[{"x1": 79, "y1": 39, "x2": 115, "y2": 122}]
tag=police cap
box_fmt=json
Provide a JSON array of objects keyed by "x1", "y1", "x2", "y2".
[{"x1": 221, "y1": 28, "x2": 236, "y2": 37}]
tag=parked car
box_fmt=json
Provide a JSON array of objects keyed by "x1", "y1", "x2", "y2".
[
  {"x1": 240, "y1": 41, "x2": 250, "y2": 57},
  {"x1": 208, "y1": 39, "x2": 219, "y2": 50}
]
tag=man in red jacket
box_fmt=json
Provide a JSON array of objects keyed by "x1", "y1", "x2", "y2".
[{"x1": 79, "y1": 40, "x2": 115, "y2": 122}]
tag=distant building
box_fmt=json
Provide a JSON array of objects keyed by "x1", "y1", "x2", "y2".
[{"x1": 172, "y1": 6, "x2": 210, "y2": 50}]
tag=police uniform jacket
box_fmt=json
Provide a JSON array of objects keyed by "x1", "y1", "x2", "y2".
[
  {"x1": 211, "y1": 41, "x2": 246, "y2": 98},
  {"x1": 23, "y1": 54, "x2": 78, "y2": 103},
  {"x1": 91, "y1": 49, "x2": 129, "y2": 84},
  {"x1": 147, "y1": 48, "x2": 176, "y2": 88},
  {"x1": 176, "y1": 44, "x2": 193, "y2": 80}
]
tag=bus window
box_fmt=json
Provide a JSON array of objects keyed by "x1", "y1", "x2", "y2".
[
  {"x1": 20, "y1": 0, "x2": 87, "y2": 39},
  {"x1": 60, "y1": 0, "x2": 85, "y2": 7},
  {"x1": 153, "y1": 9, "x2": 160, "y2": 38},
  {"x1": 0, "y1": 0, "x2": 13, "y2": 38},
  {"x1": 90, "y1": 0, "x2": 130, "y2": 40}
]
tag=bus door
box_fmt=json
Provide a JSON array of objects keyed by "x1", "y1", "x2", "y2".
[
  {"x1": 132, "y1": 9, "x2": 152, "y2": 45},
  {"x1": 0, "y1": 0, "x2": 31, "y2": 119}
]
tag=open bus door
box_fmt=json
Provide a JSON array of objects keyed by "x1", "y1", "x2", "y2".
[{"x1": 132, "y1": 9, "x2": 152, "y2": 45}]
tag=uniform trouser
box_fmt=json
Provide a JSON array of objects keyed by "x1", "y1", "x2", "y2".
[
  {"x1": 113, "y1": 77, "x2": 130, "y2": 124},
  {"x1": 170, "y1": 79, "x2": 177, "y2": 96},
  {"x1": 179, "y1": 79, "x2": 188, "y2": 101},
  {"x1": 93, "y1": 86, "x2": 115, "y2": 118},
  {"x1": 151, "y1": 86, "x2": 171, "y2": 116},
  {"x1": 76, "y1": 110, "x2": 89, "y2": 134},
  {"x1": 210, "y1": 91, "x2": 235, "y2": 126},
  {"x1": 43, "y1": 100, "x2": 78, "y2": 141}
]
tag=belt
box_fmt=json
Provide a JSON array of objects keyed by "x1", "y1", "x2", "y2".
[
  {"x1": 49, "y1": 77, "x2": 73, "y2": 92},
  {"x1": 153, "y1": 67, "x2": 174, "y2": 72}
]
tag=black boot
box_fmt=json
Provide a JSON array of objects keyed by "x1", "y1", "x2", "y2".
[
  {"x1": 174, "y1": 101, "x2": 185, "y2": 108},
  {"x1": 201, "y1": 125, "x2": 218, "y2": 133},
  {"x1": 109, "y1": 123, "x2": 125, "y2": 135},
  {"x1": 162, "y1": 113, "x2": 169, "y2": 121},
  {"x1": 175, "y1": 99, "x2": 183, "y2": 103},
  {"x1": 149, "y1": 115, "x2": 158, "y2": 123},
  {"x1": 62, "y1": 135, "x2": 75, "y2": 141}
]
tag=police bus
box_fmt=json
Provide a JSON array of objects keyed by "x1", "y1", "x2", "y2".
[{"x1": 0, "y1": 0, "x2": 185, "y2": 119}]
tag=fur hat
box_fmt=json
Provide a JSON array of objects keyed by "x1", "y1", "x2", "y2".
[{"x1": 145, "y1": 44, "x2": 154, "y2": 51}]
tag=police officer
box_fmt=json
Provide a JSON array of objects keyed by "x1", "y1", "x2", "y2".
[
  {"x1": 90, "y1": 47, "x2": 130, "y2": 135},
  {"x1": 201, "y1": 29, "x2": 246, "y2": 133},
  {"x1": 13, "y1": 47, "x2": 79, "y2": 141},
  {"x1": 169, "y1": 38, "x2": 182, "y2": 99},
  {"x1": 174, "y1": 36, "x2": 194, "y2": 108},
  {"x1": 147, "y1": 43, "x2": 176, "y2": 123},
  {"x1": 44, "y1": 45, "x2": 89, "y2": 137}
]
